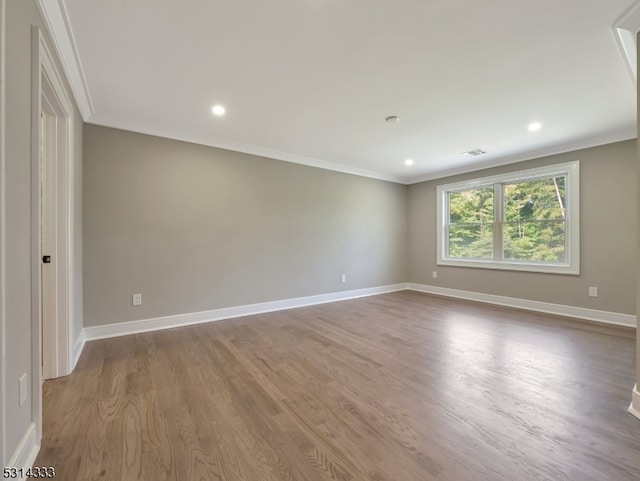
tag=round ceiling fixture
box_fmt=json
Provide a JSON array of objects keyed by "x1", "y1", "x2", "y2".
[
  {"x1": 528, "y1": 122, "x2": 542, "y2": 132},
  {"x1": 212, "y1": 105, "x2": 226, "y2": 116},
  {"x1": 385, "y1": 115, "x2": 400, "y2": 123},
  {"x1": 404, "y1": 158, "x2": 414, "y2": 166}
]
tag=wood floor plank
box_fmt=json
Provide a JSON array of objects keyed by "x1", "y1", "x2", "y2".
[{"x1": 35, "y1": 292, "x2": 640, "y2": 480}]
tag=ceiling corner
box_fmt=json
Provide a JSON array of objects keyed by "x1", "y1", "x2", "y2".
[
  {"x1": 86, "y1": 113, "x2": 406, "y2": 185},
  {"x1": 613, "y1": 0, "x2": 640, "y2": 84},
  {"x1": 35, "y1": 0, "x2": 93, "y2": 120}
]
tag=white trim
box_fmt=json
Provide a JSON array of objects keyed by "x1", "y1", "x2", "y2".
[
  {"x1": 407, "y1": 132, "x2": 636, "y2": 184},
  {"x1": 83, "y1": 284, "x2": 407, "y2": 341},
  {"x1": 407, "y1": 283, "x2": 637, "y2": 328},
  {"x1": 630, "y1": 384, "x2": 640, "y2": 420},
  {"x1": 615, "y1": 1, "x2": 640, "y2": 37},
  {"x1": 31, "y1": 0, "x2": 639, "y2": 187},
  {"x1": 0, "y1": 0, "x2": 5, "y2": 465},
  {"x1": 30, "y1": 26, "x2": 43, "y2": 453},
  {"x1": 34, "y1": 0, "x2": 93, "y2": 119},
  {"x1": 80, "y1": 282, "x2": 636, "y2": 346},
  {"x1": 6, "y1": 423, "x2": 39, "y2": 478},
  {"x1": 86, "y1": 114, "x2": 405, "y2": 184},
  {"x1": 71, "y1": 330, "x2": 85, "y2": 370},
  {"x1": 437, "y1": 160, "x2": 579, "y2": 190},
  {"x1": 436, "y1": 161, "x2": 580, "y2": 275},
  {"x1": 613, "y1": 0, "x2": 640, "y2": 427},
  {"x1": 613, "y1": 0, "x2": 640, "y2": 85},
  {"x1": 434, "y1": 258, "x2": 579, "y2": 275},
  {"x1": 35, "y1": 29, "x2": 75, "y2": 379},
  {"x1": 30, "y1": 27, "x2": 76, "y2": 453},
  {"x1": 614, "y1": 28, "x2": 637, "y2": 82}
]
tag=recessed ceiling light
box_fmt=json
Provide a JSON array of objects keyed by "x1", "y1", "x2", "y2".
[
  {"x1": 385, "y1": 115, "x2": 400, "y2": 123},
  {"x1": 528, "y1": 122, "x2": 542, "y2": 132},
  {"x1": 404, "y1": 158, "x2": 414, "y2": 166},
  {"x1": 212, "y1": 105, "x2": 226, "y2": 116}
]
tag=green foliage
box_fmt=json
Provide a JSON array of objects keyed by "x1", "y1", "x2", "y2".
[
  {"x1": 448, "y1": 187, "x2": 493, "y2": 259},
  {"x1": 447, "y1": 176, "x2": 566, "y2": 262}
]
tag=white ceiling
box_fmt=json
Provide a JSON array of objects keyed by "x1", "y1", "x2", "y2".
[{"x1": 42, "y1": 0, "x2": 638, "y2": 184}]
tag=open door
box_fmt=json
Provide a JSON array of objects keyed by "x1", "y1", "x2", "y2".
[
  {"x1": 31, "y1": 27, "x2": 76, "y2": 441},
  {"x1": 40, "y1": 109, "x2": 57, "y2": 380}
]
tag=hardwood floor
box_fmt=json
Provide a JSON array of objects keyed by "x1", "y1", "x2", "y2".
[{"x1": 35, "y1": 291, "x2": 640, "y2": 481}]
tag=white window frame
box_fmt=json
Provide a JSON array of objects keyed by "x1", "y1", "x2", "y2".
[{"x1": 436, "y1": 161, "x2": 580, "y2": 275}]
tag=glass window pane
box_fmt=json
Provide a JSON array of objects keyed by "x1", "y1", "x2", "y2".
[
  {"x1": 503, "y1": 220, "x2": 565, "y2": 262},
  {"x1": 448, "y1": 187, "x2": 494, "y2": 224},
  {"x1": 504, "y1": 176, "x2": 566, "y2": 222},
  {"x1": 448, "y1": 224, "x2": 493, "y2": 259}
]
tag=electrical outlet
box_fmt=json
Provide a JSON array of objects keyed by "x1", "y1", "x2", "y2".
[
  {"x1": 588, "y1": 286, "x2": 598, "y2": 297},
  {"x1": 432, "y1": 271, "x2": 438, "y2": 279},
  {"x1": 19, "y1": 373, "x2": 27, "y2": 406},
  {"x1": 132, "y1": 293, "x2": 142, "y2": 306},
  {"x1": 341, "y1": 274, "x2": 346, "y2": 283}
]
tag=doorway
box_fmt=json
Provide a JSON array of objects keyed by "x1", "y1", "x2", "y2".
[
  {"x1": 31, "y1": 27, "x2": 75, "y2": 440},
  {"x1": 34, "y1": 30, "x2": 73, "y2": 380}
]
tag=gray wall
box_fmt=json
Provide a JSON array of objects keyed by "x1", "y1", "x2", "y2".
[
  {"x1": 84, "y1": 128, "x2": 636, "y2": 328},
  {"x1": 83, "y1": 125, "x2": 408, "y2": 327},
  {"x1": 1, "y1": 0, "x2": 5, "y2": 464},
  {"x1": 408, "y1": 139, "x2": 637, "y2": 315},
  {"x1": 0, "y1": 0, "x2": 637, "y2": 464},
  {"x1": 2, "y1": 0, "x2": 83, "y2": 464}
]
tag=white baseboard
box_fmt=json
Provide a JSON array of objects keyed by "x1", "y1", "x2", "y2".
[
  {"x1": 83, "y1": 284, "x2": 407, "y2": 341},
  {"x1": 406, "y1": 283, "x2": 637, "y2": 328},
  {"x1": 76, "y1": 282, "x2": 635, "y2": 360},
  {"x1": 71, "y1": 330, "x2": 85, "y2": 370},
  {"x1": 630, "y1": 384, "x2": 640, "y2": 420},
  {"x1": 7, "y1": 423, "x2": 39, "y2": 478}
]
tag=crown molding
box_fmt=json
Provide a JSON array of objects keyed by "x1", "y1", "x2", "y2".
[
  {"x1": 35, "y1": 0, "x2": 93, "y2": 120},
  {"x1": 87, "y1": 113, "x2": 406, "y2": 184},
  {"x1": 613, "y1": 0, "x2": 640, "y2": 85},
  {"x1": 615, "y1": 0, "x2": 640, "y2": 34},
  {"x1": 407, "y1": 129, "x2": 636, "y2": 184},
  {"x1": 33, "y1": 0, "x2": 640, "y2": 186},
  {"x1": 88, "y1": 111, "x2": 636, "y2": 187}
]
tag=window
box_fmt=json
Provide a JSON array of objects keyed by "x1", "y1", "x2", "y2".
[{"x1": 437, "y1": 161, "x2": 579, "y2": 274}]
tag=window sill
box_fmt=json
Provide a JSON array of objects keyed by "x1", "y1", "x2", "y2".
[{"x1": 437, "y1": 258, "x2": 579, "y2": 275}]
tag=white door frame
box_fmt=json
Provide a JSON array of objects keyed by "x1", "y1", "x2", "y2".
[
  {"x1": 613, "y1": 2, "x2": 640, "y2": 421},
  {"x1": 30, "y1": 27, "x2": 75, "y2": 439}
]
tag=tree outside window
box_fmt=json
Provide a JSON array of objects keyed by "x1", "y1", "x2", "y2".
[{"x1": 437, "y1": 161, "x2": 579, "y2": 274}]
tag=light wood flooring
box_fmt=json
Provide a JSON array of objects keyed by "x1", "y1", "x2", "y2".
[{"x1": 35, "y1": 291, "x2": 640, "y2": 480}]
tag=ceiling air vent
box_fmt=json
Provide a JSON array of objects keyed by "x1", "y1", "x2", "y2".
[{"x1": 461, "y1": 148, "x2": 487, "y2": 156}]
